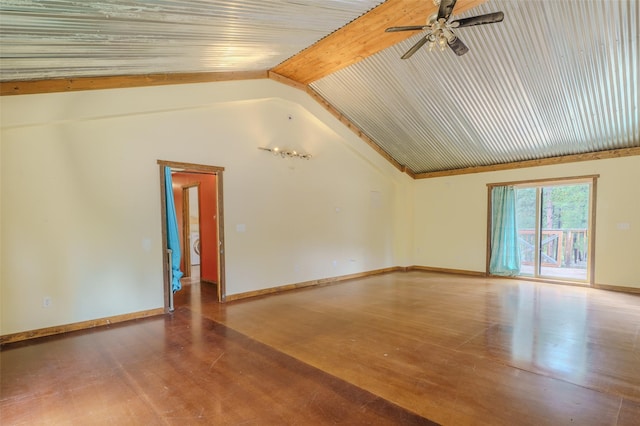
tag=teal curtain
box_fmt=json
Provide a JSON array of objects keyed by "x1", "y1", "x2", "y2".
[
  {"x1": 165, "y1": 167, "x2": 183, "y2": 292},
  {"x1": 489, "y1": 186, "x2": 521, "y2": 276}
]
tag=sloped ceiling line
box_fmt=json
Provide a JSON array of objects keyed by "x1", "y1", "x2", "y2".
[{"x1": 272, "y1": 0, "x2": 487, "y2": 84}]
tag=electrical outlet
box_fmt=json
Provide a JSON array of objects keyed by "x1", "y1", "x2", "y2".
[{"x1": 42, "y1": 297, "x2": 52, "y2": 308}]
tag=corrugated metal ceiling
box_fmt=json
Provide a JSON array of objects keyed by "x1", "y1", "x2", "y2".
[
  {"x1": 1, "y1": 0, "x2": 638, "y2": 174},
  {"x1": 311, "y1": 0, "x2": 639, "y2": 173},
  {"x1": 0, "y1": 0, "x2": 383, "y2": 80}
]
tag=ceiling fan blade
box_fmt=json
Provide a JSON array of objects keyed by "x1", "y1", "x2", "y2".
[
  {"x1": 385, "y1": 25, "x2": 427, "y2": 32},
  {"x1": 401, "y1": 35, "x2": 431, "y2": 59},
  {"x1": 448, "y1": 36, "x2": 469, "y2": 56},
  {"x1": 437, "y1": 0, "x2": 457, "y2": 21},
  {"x1": 451, "y1": 11, "x2": 504, "y2": 28}
]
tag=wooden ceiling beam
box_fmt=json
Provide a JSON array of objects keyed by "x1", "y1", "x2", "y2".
[
  {"x1": 271, "y1": 0, "x2": 487, "y2": 85},
  {"x1": 0, "y1": 71, "x2": 268, "y2": 96},
  {"x1": 414, "y1": 147, "x2": 640, "y2": 179}
]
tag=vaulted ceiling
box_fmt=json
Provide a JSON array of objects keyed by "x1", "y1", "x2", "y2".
[{"x1": 1, "y1": 0, "x2": 638, "y2": 176}]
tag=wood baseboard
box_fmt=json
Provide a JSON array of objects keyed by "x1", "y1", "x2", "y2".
[
  {"x1": 4, "y1": 271, "x2": 636, "y2": 345},
  {"x1": 592, "y1": 283, "x2": 640, "y2": 294},
  {"x1": 484, "y1": 274, "x2": 640, "y2": 295},
  {"x1": 226, "y1": 267, "x2": 405, "y2": 302},
  {"x1": 0, "y1": 308, "x2": 165, "y2": 345},
  {"x1": 408, "y1": 265, "x2": 487, "y2": 277}
]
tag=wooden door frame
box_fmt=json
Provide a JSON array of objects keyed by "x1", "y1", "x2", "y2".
[
  {"x1": 486, "y1": 174, "x2": 598, "y2": 286},
  {"x1": 158, "y1": 160, "x2": 226, "y2": 307}
]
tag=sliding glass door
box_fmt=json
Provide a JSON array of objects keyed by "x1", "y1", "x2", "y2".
[{"x1": 514, "y1": 180, "x2": 593, "y2": 283}]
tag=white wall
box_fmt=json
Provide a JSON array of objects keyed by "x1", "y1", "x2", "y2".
[
  {"x1": 0, "y1": 79, "x2": 411, "y2": 335},
  {"x1": 413, "y1": 156, "x2": 640, "y2": 288},
  {"x1": 2, "y1": 78, "x2": 637, "y2": 336}
]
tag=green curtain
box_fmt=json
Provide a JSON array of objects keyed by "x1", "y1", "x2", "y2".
[{"x1": 489, "y1": 186, "x2": 521, "y2": 276}]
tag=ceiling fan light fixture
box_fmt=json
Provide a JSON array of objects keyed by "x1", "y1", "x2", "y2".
[{"x1": 385, "y1": 0, "x2": 505, "y2": 59}]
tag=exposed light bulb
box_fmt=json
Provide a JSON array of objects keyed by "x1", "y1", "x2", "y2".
[
  {"x1": 438, "y1": 35, "x2": 447, "y2": 51},
  {"x1": 427, "y1": 34, "x2": 437, "y2": 52}
]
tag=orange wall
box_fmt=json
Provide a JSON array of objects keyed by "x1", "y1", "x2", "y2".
[{"x1": 171, "y1": 172, "x2": 218, "y2": 283}]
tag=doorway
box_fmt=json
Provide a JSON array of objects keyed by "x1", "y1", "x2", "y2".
[
  {"x1": 181, "y1": 183, "x2": 200, "y2": 279},
  {"x1": 158, "y1": 160, "x2": 226, "y2": 308},
  {"x1": 488, "y1": 175, "x2": 597, "y2": 285}
]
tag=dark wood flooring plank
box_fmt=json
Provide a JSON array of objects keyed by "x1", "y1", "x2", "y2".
[{"x1": 1, "y1": 304, "x2": 434, "y2": 425}]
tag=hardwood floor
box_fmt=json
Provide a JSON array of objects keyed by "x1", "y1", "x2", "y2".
[{"x1": 2, "y1": 271, "x2": 640, "y2": 425}]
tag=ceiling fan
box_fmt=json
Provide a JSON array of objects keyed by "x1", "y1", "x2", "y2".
[{"x1": 385, "y1": 0, "x2": 504, "y2": 59}]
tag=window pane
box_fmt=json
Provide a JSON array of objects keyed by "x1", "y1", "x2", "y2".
[
  {"x1": 539, "y1": 184, "x2": 589, "y2": 281},
  {"x1": 515, "y1": 187, "x2": 537, "y2": 276}
]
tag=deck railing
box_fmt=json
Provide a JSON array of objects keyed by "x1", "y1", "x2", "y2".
[{"x1": 518, "y1": 229, "x2": 588, "y2": 268}]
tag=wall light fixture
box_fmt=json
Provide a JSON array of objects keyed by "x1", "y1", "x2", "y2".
[{"x1": 258, "y1": 146, "x2": 311, "y2": 160}]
